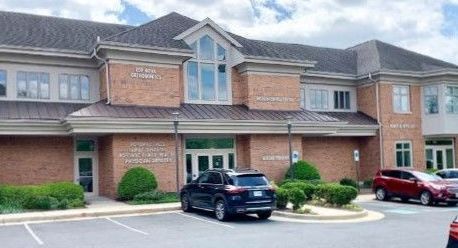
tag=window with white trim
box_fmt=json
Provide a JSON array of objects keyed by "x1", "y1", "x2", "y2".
[
  {"x1": 424, "y1": 85, "x2": 438, "y2": 114},
  {"x1": 310, "y1": 89, "x2": 328, "y2": 110},
  {"x1": 17, "y1": 71, "x2": 49, "y2": 99},
  {"x1": 333, "y1": 91, "x2": 350, "y2": 109},
  {"x1": 300, "y1": 88, "x2": 305, "y2": 109},
  {"x1": 396, "y1": 141, "x2": 412, "y2": 167},
  {"x1": 186, "y1": 35, "x2": 228, "y2": 103},
  {"x1": 59, "y1": 74, "x2": 90, "y2": 100},
  {"x1": 0, "y1": 70, "x2": 5, "y2": 97},
  {"x1": 393, "y1": 85, "x2": 410, "y2": 113},
  {"x1": 446, "y1": 86, "x2": 458, "y2": 114}
]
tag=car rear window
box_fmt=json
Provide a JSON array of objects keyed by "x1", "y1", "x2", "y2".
[
  {"x1": 381, "y1": 170, "x2": 401, "y2": 179},
  {"x1": 448, "y1": 171, "x2": 458, "y2": 179},
  {"x1": 227, "y1": 174, "x2": 269, "y2": 186}
]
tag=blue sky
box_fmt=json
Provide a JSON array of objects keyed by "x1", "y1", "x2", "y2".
[{"x1": 0, "y1": 0, "x2": 457, "y2": 64}]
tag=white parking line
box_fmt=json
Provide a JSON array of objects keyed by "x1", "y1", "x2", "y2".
[
  {"x1": 105, "y1": 217, "x2": 149, "y2": 235},
  {"x1": 175, "y1": 213, "x2": 235, "y2": 229},
  {"x1": 24, "y1": 223, "x2": 44, "y2": 246}
]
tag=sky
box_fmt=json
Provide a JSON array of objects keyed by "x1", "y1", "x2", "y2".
[{"x1": 0, "y1": 0, "x2": 457, "y2": 64}]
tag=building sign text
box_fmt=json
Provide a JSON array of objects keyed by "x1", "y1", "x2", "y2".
[
  {"x1": 130, "y1": 67, "x2": 162, "y2": 80},
  {"x1": 119, "y1": 142, "x2": 172, "y2": 164}
]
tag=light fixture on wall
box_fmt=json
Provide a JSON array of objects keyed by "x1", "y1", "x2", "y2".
[{"x1": 172, "y1": 111, "x2": 180, "y2": 194}]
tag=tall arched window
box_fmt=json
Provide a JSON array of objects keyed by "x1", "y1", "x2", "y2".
[{"x1": 186, "y1": 35, "x2": 228, "y2": 103}]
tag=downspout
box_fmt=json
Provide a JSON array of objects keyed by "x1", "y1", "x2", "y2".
[
  {"x1": 369, "y1": 73, "x2": 384, "y2": 169},
  {"x1": 92, "y1": 37, "x2": 111, "y2": 104}
]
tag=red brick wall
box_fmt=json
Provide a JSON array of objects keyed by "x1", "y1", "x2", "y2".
[
  {"x1": 236, "y1": 135, "x2": 250, "y2": 168},
  {"x1": 359, "y1": 135, "x2": 381, "y2": 180},
  {"x1": 98, "y1": 135, "x2": 115, "y2": 197},
  {"x1": 302, "y1": 137, "x2": 359, "y2": 182},
  {"x1": 109, "y1": 63, "x2": 181, "y2": 107},
  {"x1": 357, "y1": 83, "x2": 378, "y2": 120},
  {"x1": 0, "y1": 136, "x2": 73, "y2": 185},
  {"x1": 231, "y1": 69, "x2": 248, "y2": 105}
]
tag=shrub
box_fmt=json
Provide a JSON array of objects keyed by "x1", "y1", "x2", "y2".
[
  {"x1": 288, "y1": 188, "x2": 306, "y2": 211},
  {"x1": 118, "y1": 167, "x2": 158, "y2": 200},
  {"x1": 29, "y1": 196, "x2": 59, "y2": 210},
  {"x1": 426, "y1": 168, "x2": 439, "y2": 174},
  {"x1": 45, "y1": 182, "x2": 84, "y2": 202},
  {"x1": 131, "y1": 191, "x2": 178, "y2": 204},
  {"x1": 315, "y1": 184, "x2": 358, "y2": 206},
  {"x1": 68, "y1": 199, "x2": 85, "y2": 208},
  {"x1": 285, "y1": 160, "x2": 321, "y2": 181},
  {"x1": 362, "y1": 179, "x2": 373, "y2": 188},
  {"x1": 275, "y1": 188, "x2": 288, "y2": 209},
  {"x1": 0, "y1": 200, "x2": 23, "y2": 214},
  {"x1": 339, "y1": 178, "x2": 358, "y2": 189},
  {"x1": 280, "y1": 181, "x2": 316, "y2": 200}
]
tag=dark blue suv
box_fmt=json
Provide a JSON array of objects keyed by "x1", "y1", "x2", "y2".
[{"x1": 180, "y1": 169, "x2": 276, "y2": 221}]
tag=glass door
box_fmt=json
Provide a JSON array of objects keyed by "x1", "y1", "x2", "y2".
[
  {"x1": 436, "y1": 150, "x2": 444, "y2": 170},
  {"x1": 186, "y1": 153, "x2": 230, "y2": 182},
  {"x1": 74, "y1": 138, "x2": 98, "y2": 197},
  {"x1": 77, "y1": 157, "x2": 94, "y2": 193}
]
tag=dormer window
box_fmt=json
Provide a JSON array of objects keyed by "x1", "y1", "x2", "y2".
[{"x1": 185, "y1": 35, "x2": 230, "y2": 104}]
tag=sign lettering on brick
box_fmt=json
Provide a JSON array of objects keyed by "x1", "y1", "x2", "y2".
[
  {"x1": 130, "y1": 67, "x2": 162, "y2": 80},
  {"x1": 119, "y1": 142, "x2": 173, "y2": 164}
]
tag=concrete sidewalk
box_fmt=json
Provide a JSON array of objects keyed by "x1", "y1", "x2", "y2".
[{"x1": 0, "y1": 197, "x2": 181, "y2": 225}]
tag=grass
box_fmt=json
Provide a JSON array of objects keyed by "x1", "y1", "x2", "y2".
[{"x1": 128, "y1": 192, "x2": 179, "y2": 205}]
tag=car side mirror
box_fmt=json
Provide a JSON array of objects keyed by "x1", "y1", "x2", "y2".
[{"x1": 409, "y1": 177, "x2": 418, "y2": 183}]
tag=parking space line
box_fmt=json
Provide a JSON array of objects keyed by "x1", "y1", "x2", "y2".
[
  {"x1": 175, "y1": 213, "x2": 235, "y2": 229},
  {"x1": 105, "y1": 217, "x2": 149, "y2": 235},
  {"x1": 24, "y1": 223, "x2": 44, "y2": 246}
]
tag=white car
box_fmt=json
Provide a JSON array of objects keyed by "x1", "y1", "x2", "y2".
[{"x1": 436, "y1": 169, "x2": 458, "y2": 183}]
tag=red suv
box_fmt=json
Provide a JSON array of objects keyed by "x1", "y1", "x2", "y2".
[{"x1": 373, "y1": 169, "x2": 458, "y2": 206}]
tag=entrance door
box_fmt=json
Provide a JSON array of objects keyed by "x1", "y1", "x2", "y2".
[
  {"x1": 426, "y1": 145, "x2": 455, "y2": 170},
  {"x1": 436, "y1": 149, "x2": 445, "y2": 170},
  {"x1": 76, "y1": 156, "x2": 95, "y2": 194},
  {"x1": 74, "y1": 138, "x2": 98, "y2": 197},
  {"x1": 186, "y1": 153, "x2": 233, "y2": 183}
]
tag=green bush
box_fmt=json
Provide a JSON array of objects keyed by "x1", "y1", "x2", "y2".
[
  {"x1": 275, "y1": 188, "x2": 288, "y2": 209},
  {"x1": 131, "y1": 191, "x2": 178, "y2": 204},
  {"x1": 118, "y1": 167, "x2": 158, "y2": 200},
  {"x1": 280, "y1": 181, "x2": 316, "y2": 200},
  {"x1": 362, "y1": 179, "x2": 373, "y2": 188},
  {"x1": 315, "y1": 184, "x2": 358, "y2": 206},
  {"x1": 29, "y1": 196, "x2": 59, "y2": 210},
  {"x1": 46, "y1": 182, "x2": 84, "y2": 201},
  {"x1": 339, "y1": 178, "x2": 358, "y2": 189},
  {"x1": 426, "y1": 168, "x2": 439, "y2": 174},
  {"x1": 285, "y1": 160, "x2": 321, "y2": 181},
  {"x1": 288, "y1": 188, "x2": 306, "y2": 210}
]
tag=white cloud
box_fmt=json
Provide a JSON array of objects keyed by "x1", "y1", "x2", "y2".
[{"x1": 0, "y1": 0, "x2": 457, "y2": 64}]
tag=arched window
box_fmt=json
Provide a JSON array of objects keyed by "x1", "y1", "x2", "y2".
[{"x1": 186, "y1": 35, "x2": 228, "y2": 103}]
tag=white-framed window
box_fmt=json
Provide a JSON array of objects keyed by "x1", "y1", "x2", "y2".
[
  {"x1": 446, "y1": 86, "x2": 458, "y2": 114},
  {"x1": 59, "y1": 74, "x2": 90, "y2": 100},
  {"x1": 17, "y1": 71, "x2": 50, "y2": 99},
  {"x1": 424, "y1": 85, "x2": 439, "y2": 114},
  {"x1": 333, "y1": 91, "x2": 350, "y2": 109},
  {"x1": 310, "y1": 89, "x2": 328, "y2": 110},
  {"x1": 395, "y1": 141, "x2": 412, "y2": 168},
  {"x1": 0, "y1": 70, "x2": 6, "y2": 97},
  {"x1": 393, "y1": 85, "x2": 410, "y2": 113},
  {"x1": 186, "y1": 35, "x2": 229, "y2": 103},
  {"x1": 300, "y1": 88, "x2": 306, "y2": 109}
]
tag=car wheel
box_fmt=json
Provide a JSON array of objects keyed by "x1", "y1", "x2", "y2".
[
  {"x1": 257, "y1": 211, "x2": 272, "y2": 220},
  {"x1": 181, "y1": 194, "x2": 193, "y2": 212},
  {"x1": 375, "y1": 187, "x2": 388, "y2": 201},
  {"x1": 215, "y1": 200, "x2": 230, "y2": 221},
  {"x1": 420, "y1": 191, "x2": 433, "y2": 206}
]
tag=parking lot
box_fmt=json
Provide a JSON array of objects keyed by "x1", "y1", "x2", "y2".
[{"x1": 1, "y1": 198, "x2": 456, "y2": 248}]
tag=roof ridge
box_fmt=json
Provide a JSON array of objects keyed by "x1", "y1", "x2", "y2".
[{"x1": 0, "y1": 10, "x2": 132, "y2": 28}]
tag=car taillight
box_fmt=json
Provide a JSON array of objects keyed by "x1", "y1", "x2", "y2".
[
  {"x1": 225, "y1": 185, "x2": 247, "y2": 194},
  {"x1": 268, "y1": 185, "x2": 276, "y2": 192}
]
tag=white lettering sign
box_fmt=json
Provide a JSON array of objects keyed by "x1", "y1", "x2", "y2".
[
  {"x1": 389, "y1": 123, "x2": 416, "y2": 129},
  {"x1": 255, "y1": 96, "x2": 294, "y2": 103},
  {"x1": 119, "y1": 142, "x2": 173, "y2": 164},
  {"x1": 130, "y1": 67, "x2": 162, "y2": 80},
  {"x1": 262, "y1": 155, "x2": 289, "y2": 161}
]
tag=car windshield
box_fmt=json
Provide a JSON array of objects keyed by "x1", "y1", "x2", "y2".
[
  {"x1": 448, "y1": 171, "x2": 458, "y2": 179},
  {"x1": 230, "y1": 174, "x2": 269, "y2": 187},
  {"x1": 413, "y1": 172, "x2": 442, "y2": 182}
]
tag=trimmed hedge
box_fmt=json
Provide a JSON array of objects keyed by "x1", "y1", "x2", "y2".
[
  {"x1": 288, "y1": 188, "x2": 306, "y2": 210},
  {"x1": 315, "y1": 184, "x2": 357, "y2": 206},
  {"x1": 339, "y1": 178, "x2": 358, "y2": 189},
  {"x1": 285, "y1": 160, "x2": 321, "y2": 181},
  {"x1": 280, "y1": 181, "x2": 316, "y2": 200},
  {"x1": 275, "y1": 188, "x2": 288, "y2": 209},
  {"x1": 0, "y1": 182, "x2": 84, "y2": 212},
  {"x1": 132, "y1": 191, "x2": 178, "y2": 204},
  {"x1": 118, "y1": 167, "x2": 158, "y2": 200}
]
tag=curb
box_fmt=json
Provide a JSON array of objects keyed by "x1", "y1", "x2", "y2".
[
  {"x1": 272, "y1": 209, "x2": 369, "y2": 221},
  {"x1": 0, "y1": 205, "x2": 181, "y2": 225}
]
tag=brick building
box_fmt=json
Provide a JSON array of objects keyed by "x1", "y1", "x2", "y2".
[{"x1": 0, "y1": 11, "x2": 457, "y2": 198}]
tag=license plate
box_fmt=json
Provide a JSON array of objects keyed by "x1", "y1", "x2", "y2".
[
  {"x1": 455, "y1": 193, "x2": 458, "y2": 198},
  {"x1": 253, "y1": 191, "x2": 263, "y2": 197}
]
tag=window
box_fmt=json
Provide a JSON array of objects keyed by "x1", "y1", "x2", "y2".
[
  {"x1": 395, "y1": 141, "x2": 412, "y2": 167},
  {"x1": 0, "y1": 70, "x2": 6, "y2": 96},
  {"x1": 393, "y1": 85, "x2": 410, "y2": 113},
  {"x1": 207, "y1": 172, "x2": 223, "y2": 185},
  {"x1": 334, "y1": 91, "x2": 350, "y2": 109},
  {"x1": 382, "y1": 170, "x2": 401, "y2": 179},
  {"x1": 17, "y1": 71, "x2": 49, "y2": 99},
  {"x1": 59, "y1": 74, "x2": 90, "y2": 100},
  {"x1": 446, "y1": 86, "x2": 458, "y2": 114},
  {"x1": 300, "y1": 88, "x2": 305, "y2": 109},
  {"x1": 186, "y1": 35, "x2": 228, "y2": 103},
  {"x1": 185, "y1": 138, "x2": 234, "y2": 149},
  {"x1": 76, "y1": 140, "x2": 95, "y2": 152},
  {"x1": 424, "y1": 85, "x2": 438, "y2": 114},
  {"x1": 310, "y1": 89, "x2": 328, "y2": 110}
]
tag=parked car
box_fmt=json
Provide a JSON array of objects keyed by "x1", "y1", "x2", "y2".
[
  {"x1": 447, "y1": 216, "x2": 458, "y2": 248},
  {"x1": 436, "y1": 169, "x2": 458, "y2": 183},
  {"x1": 180, "y1": 169, "x2": 276, "y2": 221},
  {"x1": 373, "y1": 169, "x2": 458, "y2": 206}
]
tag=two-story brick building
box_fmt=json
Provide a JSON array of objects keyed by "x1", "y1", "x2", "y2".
[{"x1": 0, "y1": 11, "x2": 457, "y2": 198}]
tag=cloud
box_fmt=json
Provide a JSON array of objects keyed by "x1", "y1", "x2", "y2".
[{"x1": 0, "y1": 0, "x2": 457, "y2": 64}]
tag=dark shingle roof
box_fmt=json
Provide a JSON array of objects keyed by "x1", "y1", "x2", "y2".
[
  {"x1": 0, "y1": 101, "x2": 88, "y2": 120},
  {"x1": 0, "y1": 11, "x2": 131, "y2": 53},
  {"x1": 348, "y1": 40, "x2": 458, "y2": 75},
  {"x1": 69, "y1": 101, "x2": 378, "y2": 126}
]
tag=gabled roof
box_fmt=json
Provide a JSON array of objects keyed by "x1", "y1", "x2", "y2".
[
  {"x1": 348, "y1": 40, "x2": 458, "y2": 75},
  {"x1": 0, "y1": 11, "x2": 131, "y2": 54}
]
